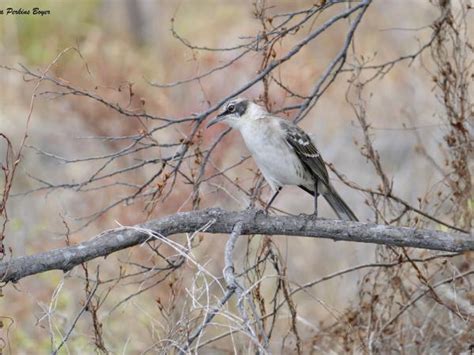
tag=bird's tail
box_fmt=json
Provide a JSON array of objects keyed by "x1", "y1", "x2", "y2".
[{"x1": 322, "y1": 184, "x2": 358, "y2": 222}]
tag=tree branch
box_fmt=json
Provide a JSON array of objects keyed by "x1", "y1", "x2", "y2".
[{"x1": 1, "y1": 208, "x2": 471, "y2": 284}]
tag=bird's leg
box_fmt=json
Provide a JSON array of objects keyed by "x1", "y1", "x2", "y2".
[
  {"x1": 313, "y1": 181, "x2": 319, "y2": 217},
  {"x1": 264, "y1": 187, "x2": 282, "y2": 214}
]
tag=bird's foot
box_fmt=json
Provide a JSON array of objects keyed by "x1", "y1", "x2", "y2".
[
  {"x1": 297, "y1": 212, "x2": 319, "y2": 219},
  {"x1": 245, "y1": 201, "x2": 258, "y2": 211},
  {"x1": 263, "y1": 204, "x2": 272, "y2": 215},
  {"x1": 244, "y1": 204, "x2": 266, "y2": 217}
]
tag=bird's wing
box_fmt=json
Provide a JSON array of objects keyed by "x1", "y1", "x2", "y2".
[{"x1": 279, "y1": 119, "x2": 330, "y2": 185}]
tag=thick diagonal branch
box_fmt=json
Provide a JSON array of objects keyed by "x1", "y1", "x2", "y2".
[{"x1": 1, "y1": 208, "x2": 471, "y2": 283}]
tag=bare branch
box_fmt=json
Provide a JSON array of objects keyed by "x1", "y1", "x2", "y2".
[{"x1": 0, "y1": 208, "x2": 471, "y2": 284}]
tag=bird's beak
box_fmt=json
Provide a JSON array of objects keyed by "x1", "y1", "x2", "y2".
[{"x1": 206, "y1": 112, "x2": 227, "y2": 128}]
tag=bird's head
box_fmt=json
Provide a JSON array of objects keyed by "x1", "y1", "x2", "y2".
[{"x1": 207, "y1": 98, "x2": 266, "y2": 129}]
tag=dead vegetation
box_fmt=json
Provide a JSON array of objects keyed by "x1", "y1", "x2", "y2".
[{"x1": 0, "y1": 0, "x2": 472, "y2": 353}]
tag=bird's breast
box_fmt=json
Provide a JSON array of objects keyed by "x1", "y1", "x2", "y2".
[{"x1": 239, "y1": 122, "x2": 312, "y2": 191}]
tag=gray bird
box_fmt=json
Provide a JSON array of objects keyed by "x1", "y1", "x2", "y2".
[{"x1": 207, "y1": 98, "x2": 358, "y2": 221}]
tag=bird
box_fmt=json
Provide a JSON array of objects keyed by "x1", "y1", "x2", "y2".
[{"x1": 207, "y1": 97, "x2": 358, "y2": 221}]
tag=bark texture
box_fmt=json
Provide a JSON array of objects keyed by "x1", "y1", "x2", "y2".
[{"x1": 1, "y1": 208, "x2": 471, "y2": 283}]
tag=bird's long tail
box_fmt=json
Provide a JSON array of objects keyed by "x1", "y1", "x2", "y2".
[{"x1": 321, "y1": 183, "x2": 358, "y2": 222}]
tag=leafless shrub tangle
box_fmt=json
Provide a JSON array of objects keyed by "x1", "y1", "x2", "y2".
[{"x1": 0, "y1": 1, "x2": 472, "y2": 353}]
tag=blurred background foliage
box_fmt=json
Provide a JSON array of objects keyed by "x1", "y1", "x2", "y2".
[
  {"x1": 0, "y1": 0, "x2": 472, "y2": 353},
  {"x1": 1, "y1": 0, "x2": 99, "y2": 63}
]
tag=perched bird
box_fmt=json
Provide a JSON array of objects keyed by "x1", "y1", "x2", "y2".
[{"x1": 207, "y1": 98, "x2": 358, "y2": 221}]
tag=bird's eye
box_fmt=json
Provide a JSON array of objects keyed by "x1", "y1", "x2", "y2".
[{"x1": 227, "y1": 104, "x2": 236, "y2": 113}]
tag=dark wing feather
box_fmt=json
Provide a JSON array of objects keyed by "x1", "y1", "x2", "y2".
[
  {"x1": 280, "y1": 119, "x2": 358, "y2": 221},
  {"x1": 280, "y1": 120, "x2": 329, "y2": 185}
]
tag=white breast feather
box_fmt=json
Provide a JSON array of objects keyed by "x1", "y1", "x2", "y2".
[{"x1": 239, "y1": 118, "x2": 312, "y2": 191}]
